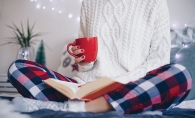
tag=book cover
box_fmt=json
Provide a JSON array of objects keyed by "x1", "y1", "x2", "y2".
[{"x1": 43, "y1": 77, "x2": 123, "y2": 101}]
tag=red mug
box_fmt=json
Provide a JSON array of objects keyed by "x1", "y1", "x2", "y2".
[{"x1": 67, "y1": 37, "x2": 98, "y2": 62}]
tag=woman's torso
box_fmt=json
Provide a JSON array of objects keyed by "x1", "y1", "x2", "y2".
[{"x1": 76, "y1": 0, "x2": 157, "y2": 83}]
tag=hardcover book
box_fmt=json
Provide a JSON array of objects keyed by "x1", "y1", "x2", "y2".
[{"x1": 43, "y1": 77, "x2": 123, "y2": 101}]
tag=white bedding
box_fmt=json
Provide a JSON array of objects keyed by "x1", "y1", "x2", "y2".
[{"x1": 174, "y1": 100, "x2": 195, "y2": 109}]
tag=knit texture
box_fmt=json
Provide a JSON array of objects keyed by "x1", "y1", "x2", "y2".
[
  {"x1": 66, "y1": 100, "x2": 86, "y2": 112},
  {"x1": 12, "y1": 97, "x2": 86, "y2": 112},
  {"x1": 76, "y1": 0, "x2": 171, "y2": 84},
  {"x1": 12, "y1": 97, "x2": 67, "y2": 112}
]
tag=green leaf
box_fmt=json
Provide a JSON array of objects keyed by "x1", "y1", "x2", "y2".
[
  {"x1": 5, "y1": 19, "x2": 44, "y2": 48},
  {"x1": 0, "y1": 42, "x2": 18, "y2": 46},
  {"x1": 31, "y1": 21, "x2": 36, "y2": 32},
  {"x1": 6, "y1": 25, "x2": 17, "y2": 31},
  {"x1": 21, "y1": 21, "x2": 25, "y2": 37},
  {"x1": 27, "y1": 20, "x2": 31, "y2": 46},
  {"x1": 4, "y1": 39, "x2": 18, "y2": 43},
  {"x1": 7, "y1": 37, "x2": 18, "y2": 39},
  {"x1": 30, "y1": 33, "x2": 42, "y2": 39},
  {"x1": 13, "y1": 31, "x2": 24, "y2": 47},
  {"x1": 12, "y1": 22, "x2": 27, "y2": 47}
]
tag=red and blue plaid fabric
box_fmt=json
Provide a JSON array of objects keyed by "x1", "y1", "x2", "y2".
[
  {"x1": 8, "y1": 59, "x2": 77, "y2": 102},
  {"x1": 104, "y1": 63, "x2": 192, "y2": 114},
  {"x1": 8, "y1": 60, "x2": 192, "y2": 114}
]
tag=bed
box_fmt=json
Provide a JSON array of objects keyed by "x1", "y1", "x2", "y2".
[
  {"x1": 0, "y1": 97, "x2": 195, "y2": 118},
  {"x1": 1, "y1": 43, "x2": 195, "y2": 118},
  {"x1": 21, "y1": 107, "x2": 195, "y2": 118}
]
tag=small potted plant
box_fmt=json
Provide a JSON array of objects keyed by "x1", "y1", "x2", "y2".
[{"x1": 1, "y1": 19, "x2": 42, "y2": 61}]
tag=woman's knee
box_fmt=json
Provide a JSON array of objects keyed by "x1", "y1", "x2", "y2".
[
  {"x1": 170, "y1": 63, "x2": 192, "y2": 91},
  {"x1": 152, "y1": 63, "x2": 192, "y2": 96},
  {"x1": 7, "y1": 59, "x2": 27, "y2": 81},
  {"x1": 8, "y1": 59, "x2": 24, "y2": 73},
  {"x1": 170, "y1": 63, "x2": 191, "y2": 79}
]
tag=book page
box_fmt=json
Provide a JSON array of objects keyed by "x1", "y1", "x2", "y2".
[
  {"x1": 76, "y1": 77, "x2": 116, "y2": 98},
  {"x1": 52, "y1": 79, "x2": 82, "y2": 94},
  {"x1": 44, "y1": 79, "x2": 82, "y2": 98},
  {"x1": 44, "y1": 77, "x2": 122, "y2": 101},
  {"x1": 49, "y1": 84, "x2": 73, "y2": 98}
]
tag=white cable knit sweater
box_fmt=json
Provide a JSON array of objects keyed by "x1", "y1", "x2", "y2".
[{"x1": 74, "y1": 0, "x2": 171, "y2": 84}]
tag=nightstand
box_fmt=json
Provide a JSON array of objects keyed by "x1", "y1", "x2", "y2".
[{"x1": 0, "y1": 74, "x2": 21, "y2": 97}]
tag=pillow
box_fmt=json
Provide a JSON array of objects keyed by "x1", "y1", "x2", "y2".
[
  {"x1": 57, "y1": 44, "x2": 78, "y2": 78},
  {"x1": 171, "y1": 27, "x2": 195, "y2": 47},
  {"x1": 170, "y1": 42, "x2": 195, "y2": 100}
]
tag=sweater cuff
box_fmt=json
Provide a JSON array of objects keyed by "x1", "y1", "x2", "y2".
[{"x1": 78, "y1": 62, "x2": 94, "y2": 72}]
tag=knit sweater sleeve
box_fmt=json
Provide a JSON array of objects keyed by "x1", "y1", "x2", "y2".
[
  {"x1": 115, "y1": 0, "x2": 171, "y2": 84},
  {"x1": 78, "y1": 1, "x2": 86, "y2": 38},
  {"x1": 77, "y1": 1, "x2": 95, "y2": 72}
]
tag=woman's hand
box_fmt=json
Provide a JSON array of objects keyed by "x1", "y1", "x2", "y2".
[{"x1": 71, "y1": 46, "x2": 89, "y2": 66}]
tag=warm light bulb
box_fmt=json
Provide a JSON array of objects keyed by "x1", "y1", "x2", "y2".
[
  {"x1": 68, "y1": 14, "x2": 73, "y2": 18},
  {"x1": 77, "y1": 17, "x2": 80, "y2": 21},
  {"x1": 175, "y1": 54, "x2": 180, "y2": 59},
  {"x1": 36, "y1": 5, "x2": 40, "y2": 9}
]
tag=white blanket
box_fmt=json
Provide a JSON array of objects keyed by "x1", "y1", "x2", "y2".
[
  {"x1": 174, "y1": 100, "x2": 195, "y2": 109},
  {"x1": 0, "y1": 99, "x2": 30, "y2": 118}
]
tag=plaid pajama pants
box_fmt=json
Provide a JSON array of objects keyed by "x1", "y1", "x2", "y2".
[{"x1": 8, "y1": 59, "x2": 192, "y2": 114}]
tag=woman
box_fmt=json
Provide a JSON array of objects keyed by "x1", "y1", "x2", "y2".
[{"x1": 9, "y1": 0, "x2": 192, "y2": 114}]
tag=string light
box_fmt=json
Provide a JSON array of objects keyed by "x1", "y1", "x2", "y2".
[
  {"x1": 175, "y1": 43, "x2": 190, "y2": 60},
  {"x1": 36, "y1": 4, "x2": 40, "y2": 9},
  {"x1": 30, "y1": 0, "x2": 83, "y2": 22},
  {"x1": 175, "y1": 54, "x2": 180, "y2": 59},
  {"x1": 171, "y1": 20, "x2": 194, "y2": 61},
  {"x1": 68, "y1": 14, "x2": 73, "y2": 18},
  {"x1": 172, "y1": 23, "x2": 190, "y2": 28},
  {"x1": 77, "y1": 17, "x2": 80, "y2": 21}
]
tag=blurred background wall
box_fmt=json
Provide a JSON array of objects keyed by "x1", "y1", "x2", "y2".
[{"x1": 0, "y1": 0, "x2": 195, "y2": 75}]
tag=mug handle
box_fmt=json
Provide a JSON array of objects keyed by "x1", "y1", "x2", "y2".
[{"x1": 67, "y1": 42, "x2": 79, "y2": 58}]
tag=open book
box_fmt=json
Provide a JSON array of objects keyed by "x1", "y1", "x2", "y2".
[{"x1": 43, "y1": 77, "x2": 123, "y2": 101}]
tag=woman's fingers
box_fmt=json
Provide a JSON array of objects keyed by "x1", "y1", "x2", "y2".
[
  {"x1": 73, "y1": 49, "x2": 85, "y2": 55},
  {"x1": 75, "y1": 55, "x2": 85, "y2": 63},
  {"x1": 71, "y1": 45, "x2": 86, "y2": 63},
  {"x1": 71, "y1": 46, "x2": 80, "y2": 52},
  {"x1": 71, "y1": 46, "x2": 85, "y2": 55}
]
